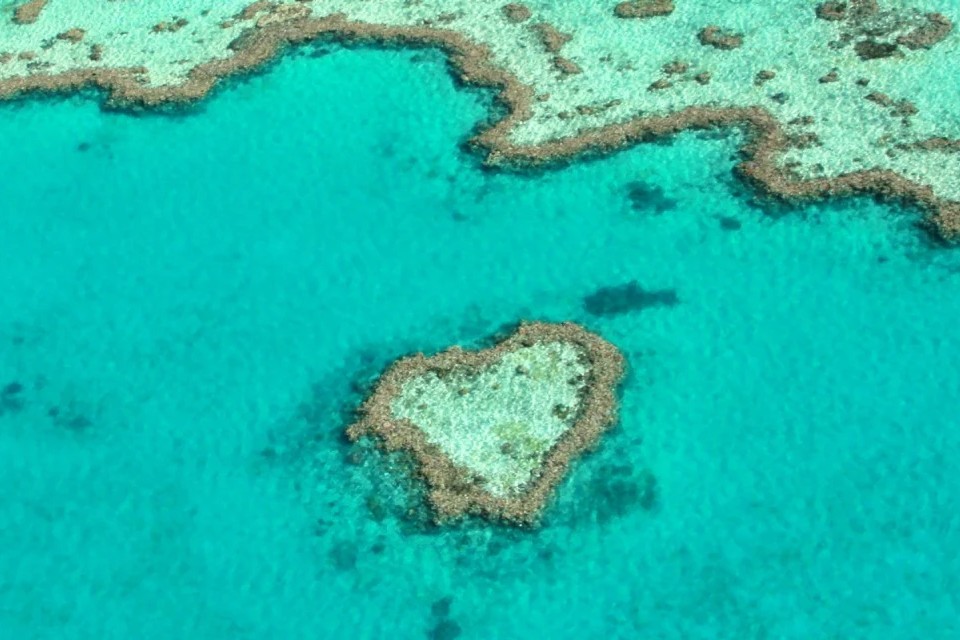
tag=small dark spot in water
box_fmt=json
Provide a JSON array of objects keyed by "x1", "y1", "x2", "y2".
[
  {"x1": 370, "y1": 541, "x2": 386, "y2": 555},
  {"x1": 314, "y1": 518, "x2": 332, "y2": 536},
  {"x1": 259, "y1": 445, "x2": 278, "y2": 461},
  {"x1": 487, "y1": 539, "x2": 506, "y2": 556},
  {"x1": 309, "y1": 46, "x2": 331, "y2": 58},
  {"x1": 770, "y1": 92, "x2": 789, "y2": 104},
  {"x1": 473, "y1": 181, "x2": 494, "y2": 203},
  {"x1": 329, "y1": 540, "x2": 358, "y2": 572},
  {"x1": 451, "y1": 210, "x2": 468, "y2": 222},
  {"x1": 76, "y1": 142, "x2": 91, "y2": 152},
  {"x1": 718, "y1": 216, "x2": 742, "y2": 231},
  {"x1": 637, "y1": 469, "x2": 659, "y2": 511},
  {"x1": 3, "y1": 382, "x2": 23, "y2": 396},
  {"x1": 43, "y1": 403, "x2": 92, "y2": 430},
  {"x1": 428, "y1": 619, "x2": 462, "y2": 640},
  {"x1": 62, "y1": 415, "x2": 92, "y2": 431},
  {"x1": 379, "y1": 142, "x2": 396, "y2": 158},
  {"x1": 625, "y1": 180, "x2": 676, "y2": 214},
  {"x1": 1, "y1": 381, "x2": 25, "y2": 413},
  {"x1": 366, "y1": 495, "x2": 387, "y2": 522},
  {"x1": 877, "y1": 256, "x2": 889, "y2": 263},
  {"x1": 431, "y1": 596, "x2": 453, "y2": 618},
  {"x1": 12, "y1": 335, "x2": 24, "y2": 346},
  {"x1": 583, "y1": 281, "x2": 679, "y2": 316},
  {"x1": 583, "y1": 465, "x2": 658, "y2": 524}
]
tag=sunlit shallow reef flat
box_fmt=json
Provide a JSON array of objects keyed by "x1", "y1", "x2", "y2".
[{"x1": 1, "y1": 0, "x2": 959, "y2": 237}]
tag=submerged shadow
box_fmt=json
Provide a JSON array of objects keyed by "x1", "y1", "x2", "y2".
[
  {"x1": 583, "y1": 281, "x2": 679, "y2": 317},
  {"x1": 625, "y1": 180, "x2": 677, "y2": 215}
]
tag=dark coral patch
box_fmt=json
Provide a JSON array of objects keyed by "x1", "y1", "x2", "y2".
[
  {"x1": 428, "y1": 619, "x2": 462, "y2": 640},
  {"x1": 47, "y1": 406, "x2": 92, "y2": 431},
  {"x1": 614, "y1": 0, "x2": 674, "y2": 19},
  {"x1": 1, "y1": 381, "x2": 25, "y2": 414},
  {"x1": 718, "y1": 216, "x2": 742, "y2": 231},
  {"x1": 431, "y1": 596, "x2": 453, "y2": 618},
  {"x1": 571, "y1": 464, "x2": 659, "y2": 524},
  {"x1": 2, "y1": 381, "x2": 23, "y2": 396},
  {"x1": 854, "y1": 39, "x2": 901, "y2": 60},
  {"x1": 328, "y1": 540, "x2": 358, "y2": 571},
  {"x1": 698, "y1": 25, "x2": 743, "y2": 50},
  {"x1": 625, "y1": 180, "x2": 677, "y2": 214}
]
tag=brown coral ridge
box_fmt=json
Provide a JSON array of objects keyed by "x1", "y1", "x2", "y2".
[
  {"x1": 901, "y1": 137, "x2": 960, "y2": 153},
  {"x1": 346, "y1": 322, "x2": 625, "y2": 525},
  {"x1": 0, "y1": 9, "x2": 958, "y2": 241},
  {"x1": 816, "y1": 2, "x2": 849, "y2": 21},
  {"x1": 531, "y1": 22, "x2": 572, "y2": 53},
  {"x1": 12, "y1": 0, "x2": 47, "y2": 25},
  {"x1": 152, "y1": 18, "x2": 190, "y2": 34},
  {"x1": 896, "y1": 13, "x2": 953, "y2": 49},
  {"x1": 815, "y1": 0, "x2": 880, "y2": 21},
  {"x1": 613, "y1": 0, "x2": 675, "y2": 19},
  {"x1": 502, "y1": 3, "x2": 532, "y2": 24},
  {"x1": 56, "y1": 29, "x2": 86, "y2": 44},
  {"x1": 698, "y1": 26, "x2": 743, "y2": 50}
]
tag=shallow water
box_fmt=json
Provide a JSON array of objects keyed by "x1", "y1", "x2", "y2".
[{"x1": 2, "y1": 45, "x2": 960, "y2": 639}]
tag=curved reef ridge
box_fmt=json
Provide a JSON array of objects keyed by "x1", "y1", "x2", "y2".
[
  {"x1": 1, "y1": 0, "x2": 959, "y2": 238},
  {"x1": 347, "y1": 322, "x2": 625, "y2": 525}
]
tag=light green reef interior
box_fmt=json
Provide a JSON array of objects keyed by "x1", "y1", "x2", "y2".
[
  {"x1": 1, "y1": 0, "x2": 958, "y2": 202},
  {"x1": 389, "y1": 342, "x2": 589, "y2": 498}
]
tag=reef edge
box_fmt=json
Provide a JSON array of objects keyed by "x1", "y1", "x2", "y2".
[{"x1": 2, "y1": 9, "x2": 957, "y2": 240}]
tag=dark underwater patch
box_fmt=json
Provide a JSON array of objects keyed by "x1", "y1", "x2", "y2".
[
  {"x1": 718, "y1": 216, "x2": 742, "y2": 231},
  {"x1": 47, "y1": 406, "x2": 92, "y2": 431},
  {"x1": 428, "y1": 619, "x2": 462, "y2": 640},
  {"x1": 584, "y1": 465, "x2": 658, "y2": 525},
  {"x1": 1, "y1": 381, "x2": 25, "y2": 415},
  {"x1": 583, "y1": 281, "x2": 679, "y2": 316},
  {"x1": 328, "y1": 539, "x2": 358, "y2": 572},
  {"x1": 431, "y1": 596, "x2": 453, "y2": 618},
  {"x1": 625, "y1": 180, "x2": 677, "y2": 214}
]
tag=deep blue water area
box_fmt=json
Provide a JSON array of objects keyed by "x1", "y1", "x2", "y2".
[{"x1": 2, "y1": 45, "x2": 960, "y2": 639}]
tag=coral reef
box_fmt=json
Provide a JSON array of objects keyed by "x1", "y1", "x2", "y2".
[
  {"x1": 698, "y1": 25, "x2": 744, "y2": 50},
  {"x1": 613, "y1": 0, "x2": 675, "y2": 20},
  {"x1": 347, "y1": 322, "x2": 624, "y2": 524},
  {"x1": 501, "y1": 3, "x2": 531, "y2": 24},
  {"x1": 0, "y1": 0, "x2": 958, "y2": 240},
  {"x1": 12, "y1": 0, "x2": 47, "y2": 25}
]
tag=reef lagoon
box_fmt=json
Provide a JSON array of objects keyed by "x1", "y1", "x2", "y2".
[{"x1": 3, "y1": 4, "x2": 960, "y2": 640}]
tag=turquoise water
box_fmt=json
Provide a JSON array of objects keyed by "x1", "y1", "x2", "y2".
[{"x1": 2, "y1": 44, "x2": 960, "y2": 639}]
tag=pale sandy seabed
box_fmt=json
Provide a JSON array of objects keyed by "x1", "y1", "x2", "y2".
[{"x1": 1, "y1": 0, "x2": 959, "y2": 236}]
